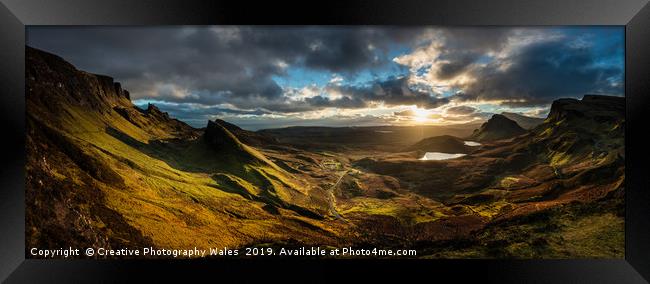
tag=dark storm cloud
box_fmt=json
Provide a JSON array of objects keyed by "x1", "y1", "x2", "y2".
[
  {"x1": 430, "y1": 28, "x2": 512, "y2": 80},
  {"x1": 445, "y1": 105, "x2": 477, "y2": 115},
  {"x1": 439, "y1": 28, "x2": 511, "y2": 52},
  {"x1": 228, "y1": 114, "x2": 394, "y2": 131},
  {"x1": 328, "y1": 76, "x2": 450, "y2": 109},
  {"x1": 390, "y1": 27, "x2": 624, "y2": 109},
  {"x1": 133, "y1": 101, "x2": 272, "y2": 125},
  {"x1": 456, "y1": 38, "x2": 623, "y2": 106},
  {"x1": 304, "y1": 95, "x2": 367, "y2": 109},
  {"x1": 27, "y1": 26, "x2": 623, "y2": 124},
  {"x1": 27, "y1": 26, "x2": 425, "y2": 112},
  {"x1": 435, "y1": 51, "x2": 482, "y2": 80}
]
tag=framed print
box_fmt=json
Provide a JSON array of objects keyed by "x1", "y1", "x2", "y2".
[{"x1": 1, "y1": 0, "x2": 649, "y2": 282}]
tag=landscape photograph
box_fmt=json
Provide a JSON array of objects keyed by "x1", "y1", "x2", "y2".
[{"x1": 25, "y1": 26, "x2": 625, "y2": 258}]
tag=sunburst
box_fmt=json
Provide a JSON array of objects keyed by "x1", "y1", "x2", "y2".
[{"x1": 412, "y1": 108, "x2": 430, "y2": 123}]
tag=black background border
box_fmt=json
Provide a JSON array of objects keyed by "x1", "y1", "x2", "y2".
[{"x1": 1, "y1": 0, "x2": 649, "y2": 282}]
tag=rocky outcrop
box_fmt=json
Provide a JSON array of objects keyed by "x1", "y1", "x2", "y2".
[
  {"x1": 533, "y1": 94, "x2": 625, "y2": 164},
  {"x1": 113, "y1": 82, "x2": 130, "y2": 100},
  {"x1": 546, "y1": 95, "x2": 624, "y2": 124},
  {"x1": 470, "y1": 114, "x2": 527, "y2": 142},
  {"x1": 27, "y1": 46, "x2": 197, "y2": 138},
  {"x1": 145, "y1": 103, "x2": 170, "y2": 119},
  {"x1": 27, "y1": 46, "x2": 132, "y2": 112},
  {"x1": 203, "y1": 119, "x2": 281, "y2": 169},
  {"x1": 212, "y1": 119, "x2": 279, "y2": 147},
  {"x1": 203, "y1": 120, "x2": 245, "y2": 151}
]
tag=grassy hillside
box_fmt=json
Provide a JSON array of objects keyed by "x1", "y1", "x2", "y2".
[
  {"x1": 352, "y1": 96, "x2": 624, "y2": 257},
  {"x1": 26, "y1": 47, "x2": 344, "y2": 253}
]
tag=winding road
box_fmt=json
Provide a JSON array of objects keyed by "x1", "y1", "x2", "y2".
[{"x1": 328, "y1": 170, "x2": 348, "y2": 222}]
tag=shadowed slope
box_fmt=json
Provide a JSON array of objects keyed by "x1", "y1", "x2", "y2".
[
  {"x1": 501, "y1": 112, "x2": 545, "y2": 130},
  {"x1": 405, "y1": 135, "x2": 475, "y2": 154}
]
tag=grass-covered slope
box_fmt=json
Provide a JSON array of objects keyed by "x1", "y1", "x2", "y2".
[
  {"x1": 26, "y1": 46, "x2": 340, "y2": 254},
  {"x1": 352, "y1": 95, "x2": 624, "y2": 257}
]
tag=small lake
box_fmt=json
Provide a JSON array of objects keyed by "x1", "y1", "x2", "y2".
[
  {"x1": 464, "y1": 141, "x2": 481, "y2": 146},
  {"x1": 419, "y1": 152, "x2": 467, "y2": 161}
]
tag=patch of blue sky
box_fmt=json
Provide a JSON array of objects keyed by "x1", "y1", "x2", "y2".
[
  {"x1": 271, "y1": 42, "x2": 413, "y2": 92},
  {"x1": 415, "y1": 65, "x2": 431, "y2": 76},
  {"x1": 556, "y1": 26, "x2": 622, "y2": 41},
  {"x1": 132, "y1": 98, "x2": 177, "y2": 108},
  {"x1": 593, "y1": 56, "x2": 623, "y2": 73},
  {"x1": 271, "y1": 67, "x2": 331, "y2": 89},
  {"x1": 558, "y1": 27, "x2": 624, "y2": 66},
  {"x1": 441, "y1": 87, "x2": 464, "y2": 98},
  {"x1": 470, "y1": 103, "x2": 549, "y2": 117},
  {"x1": 471, "y1": 103, "x2": 502, "y2": 114},
  {"x1": 475, "y1": 54, "x2": 494, "y2": 65},
  {"x1": 349, "y1": 68, "x2": 408, "y2": 86}
]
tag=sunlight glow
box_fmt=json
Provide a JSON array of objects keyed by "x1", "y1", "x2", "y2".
[{"x1": 412, "y1": 107, "x2": 430, "y2": 122}]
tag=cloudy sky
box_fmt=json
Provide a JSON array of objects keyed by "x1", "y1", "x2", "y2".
[{"x1": 27, "y1": 26, "x2": 623, "y2": 130}]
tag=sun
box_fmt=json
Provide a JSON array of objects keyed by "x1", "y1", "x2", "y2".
[{"x1": 412, "y1": 108, "x2": 430, "y2": 122}]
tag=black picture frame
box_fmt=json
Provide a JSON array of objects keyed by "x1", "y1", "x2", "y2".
[{"x1": 1, "y1": 0, "x2": 649, "y2": 282}]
